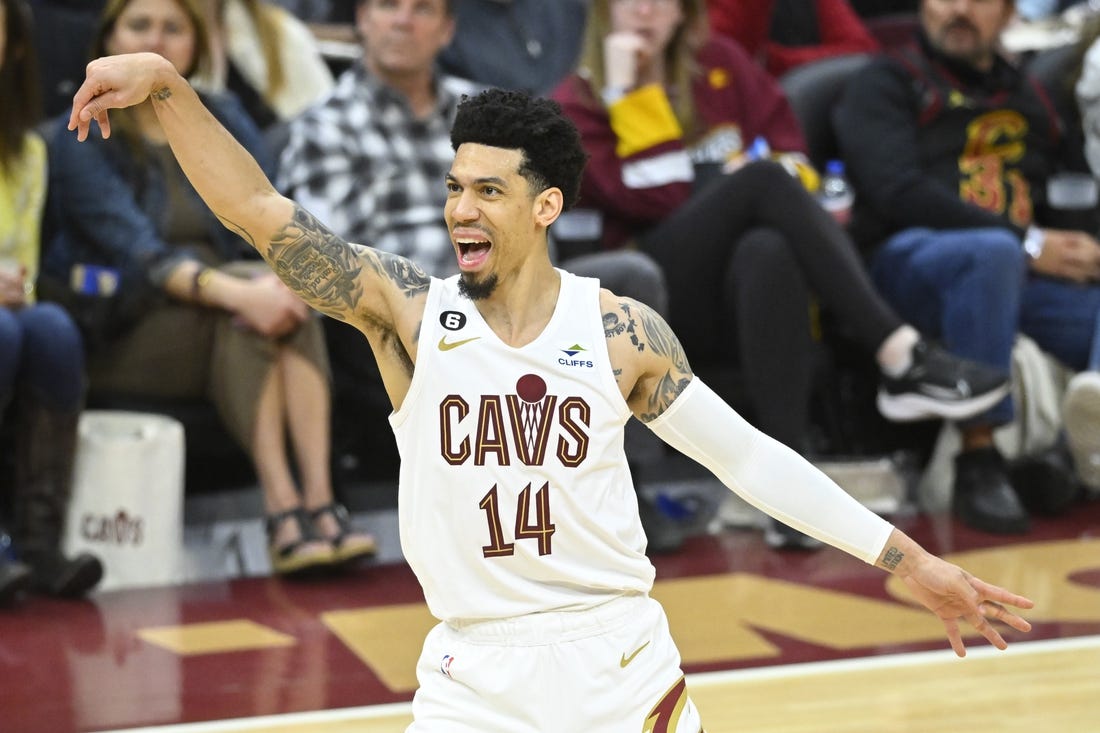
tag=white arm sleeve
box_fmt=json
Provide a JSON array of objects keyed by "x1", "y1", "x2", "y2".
[{"x1": 646, "y1": 378, "x2": 894, "y2": 564}]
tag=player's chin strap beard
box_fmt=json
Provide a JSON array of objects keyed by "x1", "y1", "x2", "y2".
[{"x1": 458, "y1": 272, "x2": 499, "y2": 301}]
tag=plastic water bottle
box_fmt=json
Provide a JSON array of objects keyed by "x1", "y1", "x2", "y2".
[
  {"x1": 818, "y1": 159, "x2": 854, "y2": 227},
  {"x1": 746, "y1": 135, "x2": 771, "y2": 162}
]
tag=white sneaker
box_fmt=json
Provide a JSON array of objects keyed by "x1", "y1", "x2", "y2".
[{"x1": 1062, "y1": 371, "x2": 1100, "y2": 493}]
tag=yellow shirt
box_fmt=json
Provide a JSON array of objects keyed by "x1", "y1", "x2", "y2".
[{"x1": 0, "y1": 131, "x2": 46, "y2": 303}]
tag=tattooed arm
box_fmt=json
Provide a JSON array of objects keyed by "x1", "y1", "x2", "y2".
[
  {"x1": 68, "y1": 52, "x2": 424, "y2": 339},
  {"x1": 600, "y1": 291, "x2": 692, "y2": 422}
]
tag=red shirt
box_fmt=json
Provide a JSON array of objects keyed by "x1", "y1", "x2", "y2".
[
  {"x1": 551, "y1": 36, "x2": 807, "y2": 248},
  {"x1": 707, "y1": 0, "x2": 879, "y2": 77}
]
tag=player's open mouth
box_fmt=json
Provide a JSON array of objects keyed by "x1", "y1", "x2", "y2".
[{"x1": 456, "y1": 237, "x2": 492, "y2": 269}]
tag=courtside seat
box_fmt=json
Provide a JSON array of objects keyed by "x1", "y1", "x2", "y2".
[{"x1": 779, "y1": 53, "x2": 872, "y2": 170}]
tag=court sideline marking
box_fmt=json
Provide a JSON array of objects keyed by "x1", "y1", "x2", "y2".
[{"x1": 95, "y1": 634, "x2": 1100, "y2": 733}]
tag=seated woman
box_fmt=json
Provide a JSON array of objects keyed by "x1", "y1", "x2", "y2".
[
  {"x1": 41, "y1": 0, "x2": 374, "y2": 576},
  {"x1": 551, "y1": 0, "x2": 1009, "y2": 549},
  {"x1": 0, "y1": 0, "x2": 103, "y2": 603}
]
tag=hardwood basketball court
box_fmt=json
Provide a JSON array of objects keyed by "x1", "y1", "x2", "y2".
[{"x1": 2, "y1": 501, "x2": 1098, "y2": 733}]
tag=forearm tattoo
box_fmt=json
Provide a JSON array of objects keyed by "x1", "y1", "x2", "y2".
[
  {"x1": 604, "y1": 299, "x2": 692, "y2": 422},
  {"x1": 151, "y1": 86, "x2": 172, "y2": 102},
  {"x1": 221, "y1": 205, "x2": 428, "y2": 325}
]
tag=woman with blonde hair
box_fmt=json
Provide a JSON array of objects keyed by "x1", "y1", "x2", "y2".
[
  {"x1": 191, "y1": 0, "x2": 334, "y2": 128},
  {"x1": 41, "y1": 0, "x2": 374, "y2": 575}
]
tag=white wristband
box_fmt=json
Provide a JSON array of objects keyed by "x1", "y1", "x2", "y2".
[{"x1": 1023, "y1": 225, "x2": 1045, "y2": 259}]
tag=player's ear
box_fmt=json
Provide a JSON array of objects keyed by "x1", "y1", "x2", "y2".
[{"x1": 533, "y1": 187, "x2": 564, "y2": 228}]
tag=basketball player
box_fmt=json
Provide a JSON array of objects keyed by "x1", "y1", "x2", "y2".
[{"x1": 67, "y1": 53, "x2": 1035, "y2": 732}]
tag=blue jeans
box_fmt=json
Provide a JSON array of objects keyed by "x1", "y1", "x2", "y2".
[
  {"x1": 0, "y1": 303, "x2": 85, "y2": 414},
  {"x1": 871, "y1": 227, "x2": 1100, "y2": 427}
]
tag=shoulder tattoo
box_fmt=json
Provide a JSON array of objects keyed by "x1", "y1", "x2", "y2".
[
  {"x1": 604, "y1": 298, "x2": 691, "y2": 421},
  {"x1": 369, "y1": 248, "x2": 431, "y2": 300}
]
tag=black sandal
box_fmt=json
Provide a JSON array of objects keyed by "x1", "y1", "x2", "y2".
[
  {"x1": 309, "y1": 503, "x2": 377, "y2": 564},
  {"x1": 266, "y1": 508, "x2": 334, "y2": 575}
]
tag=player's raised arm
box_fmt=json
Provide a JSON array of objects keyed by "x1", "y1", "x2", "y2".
[{"x1": 68, "y1": 51, "x2": 424, "y2": 333}]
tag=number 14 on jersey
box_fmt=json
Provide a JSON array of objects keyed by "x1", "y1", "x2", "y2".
[{"x1": 479, "y1": 482, "x2": 556, "y2": 557}]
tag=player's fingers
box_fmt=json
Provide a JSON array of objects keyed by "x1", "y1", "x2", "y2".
[
  {"x1": 971, "y1": 578, "x2": 1035, "y2": 609},
  {"x1": 96, "y1": 107, "x2": 112, "y2": 139},
  {"x1": 72, "y1": 99, "x2": 111, "y2": 141},
  {"x1": 69, "y1": 76, "x2": 101, "y2": 132},
  {"x1": 967, "y1": 610, "x2": 1008, "y2": 650},
  {"x1": 942, "y1": 617, "x2": 966, "y2": 657},
  {"x1": 981, "y1": 602, "x2": 1033, "y2": 633}
]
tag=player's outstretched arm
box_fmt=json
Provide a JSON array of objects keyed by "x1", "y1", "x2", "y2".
[
  {"x1": 68, "y1": 52, "x2": 423, "y2": 333},
  {"x1": 874, "y1": 529, "x2": 1034, "y2": 657},
  {"x1": 602, "y1": 292, "x2": 1034, "y2": 656}
]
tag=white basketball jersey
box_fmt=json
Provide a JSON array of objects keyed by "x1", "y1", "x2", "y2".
[{"x1": 390, "y1": 270, "x2": 656, "y2": 623}]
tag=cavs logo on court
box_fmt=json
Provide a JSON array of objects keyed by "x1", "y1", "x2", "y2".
[{"x1": 439, "y1": 374, "x2": 591, "y2": 467}]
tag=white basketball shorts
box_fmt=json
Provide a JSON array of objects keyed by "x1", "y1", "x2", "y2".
[{"x1": 407, "y1": 593, "x2": 703, "y2": 732}]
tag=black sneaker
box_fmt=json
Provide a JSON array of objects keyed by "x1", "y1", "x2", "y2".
[
  {"x1": 763, "y1": 518, "x2": 823, "y2": 552},
  {"x1": 952, "y1": 447, "x2": 1030, "y2": 534},
  {"x1": 877, "y1": 340, "x2": 1009, "y2": 422}
]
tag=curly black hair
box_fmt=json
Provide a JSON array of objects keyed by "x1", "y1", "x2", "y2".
[{"x1": 450, "y1": 88, "x2": 588, "y2": 211}]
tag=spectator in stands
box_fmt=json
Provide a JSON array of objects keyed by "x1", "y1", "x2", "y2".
[
  {"x1": 551, "y1": 0, "x2": 1011, "y2": 549},
  {"x1": 1076, "y1": 16, "x2": 1100, "y2": 181},
  {"x1": 278, "y1": 0, "x2": 476, "y2": 276},
  {"x1": 0, "y1": 0, "x2": 103, "y2": 601},
  {"x1": 707, "y1": 0, "x2": 880, "y2": 78},
  {"x1": 1061, "y1": 14, "x2": 1100, "y2": 495},
  {"x1": 278, "y1": 0, "x2": 691, "y2": 552},
  {"x1": 438, "y1": 0, "x2": 588, "y2": 95},
  {"x1": 41, "y1": 0, "x2": 376, "y2": 576},
  {"x1": 190, "y1": 0, "x2": 334, "y2": 129},
  {"x1": 834, "y1": 0, "x2": 1100, "y2": 534}
]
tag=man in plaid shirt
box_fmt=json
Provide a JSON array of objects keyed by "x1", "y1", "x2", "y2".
[{"x1": 276, "y1": 0, "x2": 479, "y2": 276}]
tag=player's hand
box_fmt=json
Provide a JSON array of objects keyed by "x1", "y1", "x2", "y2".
[
  {"x1": 899, "y1": 553, "x2": 1034, "y2": 657},
  {"x1": 68, "y1": 52, "x2": 178, "y2": 142}
]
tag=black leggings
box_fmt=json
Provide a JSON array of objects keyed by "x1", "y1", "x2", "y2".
[{"x1": 638, "y1": 161, "x2": 903, "y2": 450}]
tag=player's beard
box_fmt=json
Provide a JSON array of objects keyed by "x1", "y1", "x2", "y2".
[{"x1": 458, "y1": 272, "x2": 499, "y2": 301}]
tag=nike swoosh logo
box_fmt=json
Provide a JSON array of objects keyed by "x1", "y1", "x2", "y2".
[
  {"x1": 620, "y1": 641, "x2": 650, "y2": 668},
  {"x1": 438, "y1": 335, "x2": 481, "y2": 351}
]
